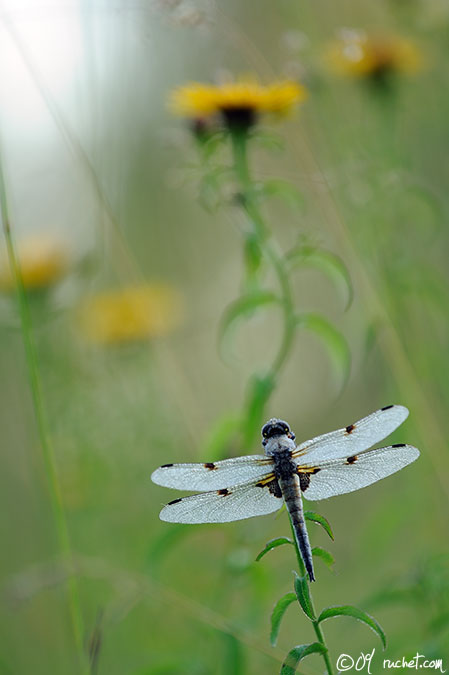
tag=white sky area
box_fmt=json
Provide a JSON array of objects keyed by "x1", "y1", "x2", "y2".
[{"x1": 0, "y1": 1, "x2": 104, "y2": 252}]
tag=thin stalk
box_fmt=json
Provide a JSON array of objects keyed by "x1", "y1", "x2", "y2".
[
  {"x1": 0, "y1": 153, "x2": 87, "y2": 674},
  {"x1": 231, "y1": 128, "x2": 333, "y2": 674},
  {"x1": 289, "y1": 518, "x2": 334, "y2": 675},
  {"x1": 229, "y1": 129, "x2": 296, "y2": 379}
]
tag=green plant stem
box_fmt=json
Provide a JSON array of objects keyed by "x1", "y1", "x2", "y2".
[
  {"x1": 230, "y1": 129, "x2": 296, "y2": 383},
  {"x1": 0, "y1": 153, "x2": 87, "y2": 674},
  {"x1": 230, "y1": 131, "x2": 333, "y2": 673},
  {"x1": 289, "y1": 518, "x2": 334, "y2": 675}
]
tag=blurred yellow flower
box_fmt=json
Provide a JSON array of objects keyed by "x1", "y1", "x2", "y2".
[
  {"x1": 78, "y1": 284, "x2": 182, "y2": 345},
  {"x1": 0, "y1": 235, "x2": 68, "y2": 291},
  {"x1": 170, "y1": 78, "x2": 307, "y2": 129},
  {"x1": 327, "y1": 31, "x2": 422, "y2": 79}
]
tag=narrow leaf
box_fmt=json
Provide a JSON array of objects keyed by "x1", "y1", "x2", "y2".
[
  {"x1": 219, "y1": 291, "x2": 281, "y2": 362},
  {"x1": 293, "y1": 572, "x2": 315, "y2": 620},
  {"x1": 270, "y1": 592, "x2": 297, "y2": 647},
  {"x1": 312, "y1": 546, "x2": 335, "y2": 570},
  {"x1": 296, "y1": 313, "x2": 351, "y2": 387},
  {"x1": 287, "y1": 245, "x2": 353, "y2": 310},
  {"x1": 304, "y1": 511, "x2": 334, "y2": 540},
  {"x1": 281, "y1": 642, "x2": 328, "y2": 675},
  {"x1": 256, "y1": 537, "x2": 293, "y2": 562},
  {"x1": 318, "y1": 605, "x2": 387, "y2": 649}
]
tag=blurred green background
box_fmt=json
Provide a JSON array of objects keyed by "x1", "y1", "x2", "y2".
[{"x1": 1, "y1": 1, "x2": 448, "y2": 673}]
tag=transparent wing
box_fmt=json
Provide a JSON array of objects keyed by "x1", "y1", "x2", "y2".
[
  {"x1": 293, "y1": 405, "x2": 409, "y2": 465},
  {"x1": 151, "y1": 454, "x2": 272, "y2": 491},
  {"x1": 158, "y1": 478, "x2": 282, "y2": 524},
  {"x1": 300, "y1": 443, "x2": 420, "y2": 501}
]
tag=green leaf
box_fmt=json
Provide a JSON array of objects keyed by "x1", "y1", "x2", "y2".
[
  {"x1": 317, "y1": 605, "x2": 387, "y2": 649},
  {"x1": 312, "y1": 546, "x2": 335, "y2": 570},
  {"x1": 254, "y1": 179, "x2": 304, "y2": 211},
  {"x1": 270, "y1": 592, "x2": 297, "y2": 646},
  {"x1": 296, "y1": 313, "x2": 351, "y2": 388},
  {"x1": 293, "y1": 572, "x2": 316, "y2": 620},
  {"x1": 281, "y1": 643, "x2": 328, "y2": 675},
  {"x1": 219, "y1": 291, "x2": 281, "y2": 362},
  {"x1": 256, "y1": 537, "x2": 293, "y2": 562},
  {"x1": 286, "y1": 245, "x2": 353, "y2": 310},
  {"x1": 304, "y1": 511, "x2": 334, "y2": 540}
]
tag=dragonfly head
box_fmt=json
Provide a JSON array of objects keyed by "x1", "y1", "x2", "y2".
[{"x1": 262, "y1": 418, "x2": 296, "y2": 448}]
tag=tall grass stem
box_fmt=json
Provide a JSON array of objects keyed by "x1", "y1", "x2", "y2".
[{"x1": 0, "y1": 150, "x2": 88, "y2": 674}]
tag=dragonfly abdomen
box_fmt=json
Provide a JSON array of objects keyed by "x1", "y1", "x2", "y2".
[{"x1": 274, "y1": 452, "x2": 316, "y2": 583}]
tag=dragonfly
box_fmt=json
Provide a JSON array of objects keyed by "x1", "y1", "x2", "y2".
[{"x1": 151, "y1": 405, "x2": 419, "y2": 582}]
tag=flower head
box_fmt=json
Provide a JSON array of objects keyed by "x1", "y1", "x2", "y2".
[
  {"x1": 170, "y1": 78, "x2": 307, "y2": 131},
  {"x1": 78, "y1": 284, "x2": 182, "y2": 345},
  {"x1": 0, "y1": 235, "x2": 68, "y2": 292},
  {"x1": 327, "y1": 31, "x2": 422, "y2": 81}
]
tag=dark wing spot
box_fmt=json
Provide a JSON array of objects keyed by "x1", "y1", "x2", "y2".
[
  {"x1": 299, "y1": 473, "x2": 311, "y2": 492},
  {"x1": 160, "y1": 463, "x2": 174, "y2": 468},
  {"x1": 381, "y1": 404, "x2": 394, "y2": 411},
  {"x1": 218, "y1": 488, "x2": 230, "y2": 496},
  {"x1": 345, "y1": 423, "x2": 355, "y2": 434},
  {"x1": 309, "y1": 467, "x2": 321, "y2": 474},
  {"x1": 392, "y1": 443, "x2": 406, "y2": 448},
  {"x1": 255, "y1": 477, "x2": 282, "y2": 498},
  {"x1": 346, "y1": 455, "x2": 358, "y2": 464},
  {"x1": 204, "y1": 462, "x2": 217, "y2": 470},
  {"x1": 167, "y1": 498, "x2": 182, "y2": 506},
  {"x1": 267, "y1": 478, "x2": 282, "y2": 498}
]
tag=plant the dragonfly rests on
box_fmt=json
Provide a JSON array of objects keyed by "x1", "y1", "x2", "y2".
[
  {"x1": 171, "y1": 76, "x2": 352, "y2": 453},
  {"x1": 152, "y1": 404, "x2": 419, "y2": 673}
]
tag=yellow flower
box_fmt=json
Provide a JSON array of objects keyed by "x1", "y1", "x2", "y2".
[
  {"x1": 327, "y1": 31, "x2": 422, "y2": 79},
  {"x1": 170, "y1": 78, "x2": 307, "y2": 129},
  {"x1": 0, "y1": 235, "x2": 68, "y2": 291},
  {"x1": 78, "y1": 284, "x2": 182, "y2": 345}
]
